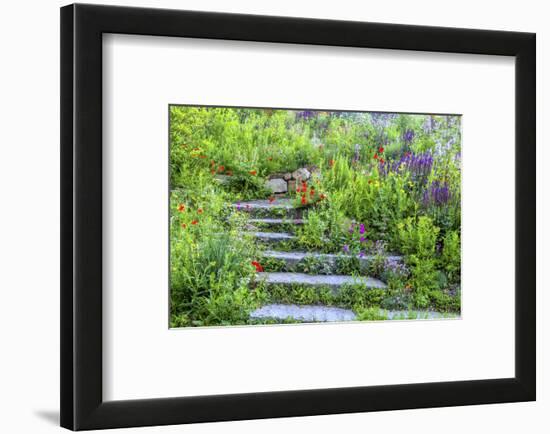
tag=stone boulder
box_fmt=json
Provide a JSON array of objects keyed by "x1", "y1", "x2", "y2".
[
  {"x1": 265, "y1": 178, "x2": 288, "y2": 193},
  {"x1": 292, "y1": 167, "x2": 311, "y2": 182},
  {"x1": 214, "y1": 174, "x2": 231, "y2": 185}
]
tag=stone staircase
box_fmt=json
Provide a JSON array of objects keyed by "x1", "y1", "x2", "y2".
[
  {"x1": 233, "y1": 197, "x2": 390, "y2": 323},
  {"x1": 232, "y1": 196, "x2": 459, "y2": 323}
]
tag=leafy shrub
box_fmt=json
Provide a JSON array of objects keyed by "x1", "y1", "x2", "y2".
[
  {"x1": 441, "y1": 230, "x2": 461, "y2": 283},
  {"x1": 355, "y1": 307, "x2": 388, "y2": 321},
  {"x1": 297, "y1": 209, "x2": 328, "y2": 249},
  {"x1": 294, "y1": 255, "x2": 333, "y2": 275},
  {"x1": 396, "y1": 216, "x2": 440, "y2": 258},
  {"x1": 335, "y1": 255, "x2": 361, "y2": 275}
]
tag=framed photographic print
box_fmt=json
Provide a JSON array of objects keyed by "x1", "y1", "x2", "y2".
[{"x1": 60, "y1": 3, "x2": 536, "y2": 431}]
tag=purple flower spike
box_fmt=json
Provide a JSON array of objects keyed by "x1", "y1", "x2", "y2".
[
  {"x1": 359, "y1": 251, "x2": 365, "y2": 258},
  {"x1": 359, "y1": 223, "x2": 366, "y2": 234},
  {"x1": 236, "y1": 202, "x2": 241, "y2": 210},
  {"x1": 360, "y1": 236, "x2": 366, "y2": 243},
  {"x1": 343, "y1": 244, "x2": 350, "y2": 253}
]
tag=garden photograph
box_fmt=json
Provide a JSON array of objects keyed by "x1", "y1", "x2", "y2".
[{"x1": 169, "y1": 106, "x2": 461, "y2": 328}]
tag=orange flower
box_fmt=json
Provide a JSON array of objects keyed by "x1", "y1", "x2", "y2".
[
  {"x1": 210, "y1": 160, "x2": 215, "y2": 167},
  {"x1": 251, "y1": 261, "x2": 264, "y2": 272},
  {"x1": 181, "y1": 223, "x2": 187, "y2": 229},
  {"x1": 329, "y1": 159, "x2": 335, "y2": 167},
  {"x1": 249, "y1": 170, "x2": 257, "y2": 176},
  {"x1": 320, "y1": 194, "x2": 327, "y2": 200},
  {"x1": 268, "y1": 196, "x2": 275, "y2": 203},
  {"x1": 197, "y1": 208, "x2": 203, "y2": 214},
  {"x1": 218, "y1": 165, "x2": 225, "y2": 173},
  {"x1": 211, "y1": 169, "x2": 216, "y2": 175},
  {"x1": 191, "y1": 219, "x2": 198, "y2": 225},
  {"x1": 177, "y1": 204, "x2": 185, "y2": 212}
]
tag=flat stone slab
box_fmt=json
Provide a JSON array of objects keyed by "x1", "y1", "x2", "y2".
[
  {"x1": 248, "y1": 218, "x2": 304, "y2": 225},
  {"x1": 256, "y1": 272, "x2": 386, "y2": 289},
  {"x1": 245, "y1": 232, "x2": 296, "y2": 242},
  {"x1": 263, "y1": 250, "x2": 402, "y2": 268},
  {"x1": 232, "y1": 199, "x2": 294, "y2": 210},
  {"x1": 249, "y1": 304, "x2": 458, "y2": 323},
  {"x1": 250, "y1": 303, "x2": 356, "y2": 322}
]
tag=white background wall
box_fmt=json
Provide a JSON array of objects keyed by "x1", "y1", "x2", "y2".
[{"x1": 0, "y1": 0, "x2": 546, "y2": 433}]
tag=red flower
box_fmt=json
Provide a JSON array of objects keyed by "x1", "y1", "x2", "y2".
[
  {"x1": 373, "y1": 153, "x2": 379, "y2": 160},
  {"x1": 181, "y1": 223, "x2": 187, "y2": 229},
  {"x1": 251, "y1": 261, "x2": 264, "y2": 272},
  {"x1": 267, "y1": 157, "x2": 273, "y2": 161},
  {"x1": 249, "y1": 170, "x2": 257, "y2": 176},
  {"x1": 218, "y1": 165, "x2": 225, "y2": 173},
  {"x1": 268, "y1": 196, "x2": 275, "y2": 203},
  {"x1": 177, "y1": 204, "x2": 185, "y2": 212},
  {"x1": 197, "y1": 208, "x2": 203, "y2": 214},
  {"x1": 227, "y1": 170, "x2": 233, "y2": 176},
  {"x1": 301, "y1": 195, "x2": 307, "y2": 205},
  {"x1": 211, "y1": 169, "x2": 216, "y2": 175},
  {"x1": 380, "y1": 158, "x2": 385, "y2": 164},
  {"x1": 378, "y1": 146, "x2": 384, "y2": 153},
  {"x1": 320, "y1": 193, "x2": 327, "y2": 200},
  {"x1": 198, "y1": 155, "x2": 206, "y2": 159},
  {"x1": 309, "y1": 187, "x2": 315, "y2": 197},
  {"x1": 329, "y1": 159, "x2": 335, "y2": 167},
  {"x1": 191, "y1": 219, "x2": 198, "y2": 225}
]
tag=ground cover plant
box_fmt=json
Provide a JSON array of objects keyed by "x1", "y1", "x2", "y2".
[{"x1": 170, "y1": 106, "x2": 461, "y2": 327}]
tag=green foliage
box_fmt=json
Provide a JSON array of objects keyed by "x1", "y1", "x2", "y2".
[
  {"x1": 355, "y1": 307, "x2": 388, "y2": 321},
  {"x1": 335, "y1": 255, "x2": 362, "y2": 275},
  {"x1": 297, "y1": 209, "x2": 328, "y2": 249},
  {"x1": 397, "y1": 216, "x2": 440, "y2": 258},
  {"x1": 169, "y1": 107, "x2": 462, "y2": 326},
  {"x1": 294, "y1": 255, "x2": 333, "y2": 275},
  {"x1": 429, "y1": 289, "x2": 461, "y2": 312},
  {"x1": 441, "y1": 230, "x2": 461, "y2": 283}
]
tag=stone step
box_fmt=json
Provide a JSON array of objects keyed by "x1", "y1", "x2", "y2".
[
  {"x1": 248, "y1": 218, "x2": 304, "y2": 227},
  {"x1": 250, "y1": 303, "x2": 356, "y2": 322},
  {"x1": 249, "y1": 303, "x2": 459, "y2": 323},
  {"x1": 262, "y1": 250, "x2": 402, "y2": 270},
  {"x1": 244, "y1": 232, "x2": 296, "y2": 243},
  {"x1": 256, "y1": 272, "x2": 386, "y2": 289},
  {"x1": 231, "y1": 199, "x2": 300, "y2": 217}
]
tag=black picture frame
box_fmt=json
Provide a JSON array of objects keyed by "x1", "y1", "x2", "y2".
[{"x1": 60, "y1": 3, "x2": 536, "y2": 431}]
